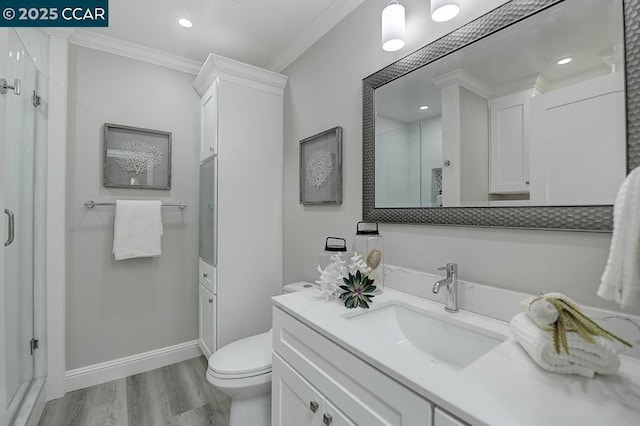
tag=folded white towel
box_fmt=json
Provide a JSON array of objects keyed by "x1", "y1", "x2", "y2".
[
  {"x1": 510, "y1": 313, "x2": 620, "y2": 378},
  {"x1": 113, "y1": 200, "x2": 163, "y2": 261},
  {"x1": 598, "y1": 166, "x2": 640, "y2": 308}
]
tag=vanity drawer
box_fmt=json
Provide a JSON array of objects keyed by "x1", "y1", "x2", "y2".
[
  {"x1": 199, "y1": 259, "x2": 216, "y2": 293},
  {"x1": 434, "y1": 408, "x2": 468, "y2": 426},
  {"x1": 273, "y1": 308, "x2": 432, "y2": 426}
]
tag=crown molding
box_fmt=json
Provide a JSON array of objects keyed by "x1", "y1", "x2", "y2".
[
  {"x1": 432, "y1": 69, "x2": 491, "y2": 98},
  {"x1": 61, "y1": 30, "x2": 202, "y2": 75},
  {"x1": 267, "y1": 0, "x2": 366, "y2": 72},
  {"x1": 45, "y1": 29, "x2": 73, "y2": 40},
  {"x1": 194, "y1": 53, "x2": 288, "y2": 97},
  {"x1": 489, "y1": 73, "x2": 549, "y2": 99}
]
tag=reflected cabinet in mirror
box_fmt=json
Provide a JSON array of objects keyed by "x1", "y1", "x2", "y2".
[{"x1": 363, "y1": 0, "x2": 640, "y2": 231}]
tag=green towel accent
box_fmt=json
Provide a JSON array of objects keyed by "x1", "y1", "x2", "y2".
[{"x1": 542, "y1": 296, "x2": 632, "y2": 354}]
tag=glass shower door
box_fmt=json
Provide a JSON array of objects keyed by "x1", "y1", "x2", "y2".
[{"x1": 4, "y1": 30, "x2": 37, "y2": 424}]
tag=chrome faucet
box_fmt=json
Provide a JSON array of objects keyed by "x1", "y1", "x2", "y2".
[{"x1": 432, "y1": 263, "x2": 459, "y2": 313}]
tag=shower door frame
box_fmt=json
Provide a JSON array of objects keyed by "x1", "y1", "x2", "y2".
[
  {"x1": 0, "y1": 27, "x2": 9, "y2": 426},
  {"x1": 0, "y1": 27, "x2": 50, "y2": 425}
]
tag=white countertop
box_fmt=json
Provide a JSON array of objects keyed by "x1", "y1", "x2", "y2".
[{"x1": 272, "y1": 288, "x2": 640, "y2": 426}]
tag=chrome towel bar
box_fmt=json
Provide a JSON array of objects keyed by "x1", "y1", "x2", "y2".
[{"x1": 84, "y1": 200, "x2": 187, "y2": 209}]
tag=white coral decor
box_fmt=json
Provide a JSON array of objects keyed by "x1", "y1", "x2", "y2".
[
  {"x1": 315, "y1": 252, "x2": 372, "y2": 301},
  {"x1": 315, "y1": 253, "x2": 346, "y2": 300},
  {"x1": 348, "y1": 252, "x2": 371, "y2": 276},
  {"x1": 306, "y1": 150, "x2": 334, "y2": 188},
  {"x1": 115, "y1": 140, "x2": 163, "y2": 175}
]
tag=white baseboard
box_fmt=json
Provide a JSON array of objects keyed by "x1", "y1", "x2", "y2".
[
  {"x1": 26, "y1": 379, "x2": 46, "y2": 426},
  {"x1": 65, "y1": 340, "x2": 202, "y2": 393}
]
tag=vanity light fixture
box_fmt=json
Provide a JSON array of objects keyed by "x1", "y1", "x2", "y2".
[
  {"x1": 177, "y1": 16, "x2": 193, "y2": 28},
  {"x1": 431, "y1": 0, "x2": 460, "y2": 22},
  {"x1": 382, "y1": 1, "x2": 405, "y2": 52},
  {"x1": 419, "y1": 105, "x2": 429, "y2": 110},
  {"x1": 556, "y1": 57, "x2": 573, "y2": 65}
]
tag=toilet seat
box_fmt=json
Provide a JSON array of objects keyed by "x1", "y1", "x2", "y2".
[{"x1": 208, "y1": 329, "x2": 272, "y2": 379}]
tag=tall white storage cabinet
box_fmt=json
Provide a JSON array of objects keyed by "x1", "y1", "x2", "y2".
[{"x1": 194, "y1": 54, "x2": 287, "y2": 355}]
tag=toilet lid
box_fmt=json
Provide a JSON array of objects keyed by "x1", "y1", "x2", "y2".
[{"x1": 208, "y1": 329, "x2": 272, "y2": 377}]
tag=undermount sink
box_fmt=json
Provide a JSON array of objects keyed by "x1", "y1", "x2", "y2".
[{"x1": 345, "y1": 301, "x2": 506, "y2": 370}]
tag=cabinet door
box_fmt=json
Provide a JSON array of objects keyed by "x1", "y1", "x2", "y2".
[
  {"x1": 200, "y1": 80, "x2": 218, "y2": 161},
  {"x1": 272, "y1": 354, "x2": 322, "y2": 426},
  {"x1": 434, "y1": 408, "x2": 468, "y2": 426},
  {"x1": 529, "y1": 72, "x2": 625, "y2": 205},
  {"x1": 322, "y1": 399, "x2": 355, "y2": 426},
  {"x1": 489, "y1": 90, "x2": 532, "y2": 194},
  {"x1": 274, "y1": 308, "x2": 433, "y2": 426},
  {"x1": 198, "y1": 284, "x2": 216, "y2": 358}
]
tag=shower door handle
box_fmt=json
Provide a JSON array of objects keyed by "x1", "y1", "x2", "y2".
[
  {"x1": 0, "y1": 78, "x2": 21, "y2": 95},
  {"x1": 4, "y1": 209, "x2": 14, "y2": 247}
]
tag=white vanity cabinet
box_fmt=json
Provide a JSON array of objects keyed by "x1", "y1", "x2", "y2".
[
  {"x1": 198, "y1": 283, "x2": 216, "y2": 358},
  {"x1": 489, "y1": 89, "x2": 537, "y2": 195},
  {"x1": 273, "y1": 355, "x2": 353, "y2": 426},
  {"x1": 272, "y1": 307, "x2": 433, "y2": 426},
  {"x1": 433, "y1": 408, "x2": 467, "y2": 426},
  {"x1": 194, "y1": 54, "x2": 287, "y2": 354},
  {"x1": 199, "y1": 80, "x2": 218, "y2": 161}
]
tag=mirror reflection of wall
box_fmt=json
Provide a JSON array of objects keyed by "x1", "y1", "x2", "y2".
[
  {"x1": 375, "y1": 115, "x2": 442, "y2": 207},
  {"x1": 374, "y1": 0, "x2": 625, "y2": 209}
]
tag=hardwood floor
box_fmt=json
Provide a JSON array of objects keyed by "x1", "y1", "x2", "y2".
[{"x1": 38, "y1": 357, "x2": 231, "y2": 426}]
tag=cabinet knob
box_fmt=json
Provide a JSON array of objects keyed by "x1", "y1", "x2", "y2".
[
  {"x1": 526, "y1": 181, "x2": 530, "y2": 185},
  {"x1": 309, "y1": 401, "x2": 319, "y2": 413},
  {"x1": 208, "y1": 298, "x2": 213, "y2": 303},
  {"x1": 444, "y1": 160, "x2": 451, "y2": 167},
  {"x1": 323, "y1": 413, "x2": 333, "y2": 425},
  {"x1": 209, "y1": 147, "x2": 214, "y2": 152},
  {"x1": 202, "y1": 273, "x2": 208, "y2": 278}
]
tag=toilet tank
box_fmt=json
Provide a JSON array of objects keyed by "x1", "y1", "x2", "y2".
[{"x1": 283, "y1": 282, "x2": 318, "y2": 294}]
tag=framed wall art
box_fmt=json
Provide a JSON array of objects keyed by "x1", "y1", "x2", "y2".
[
  {"x1": 103, "y1": 123, "x2": 172, "y2": 190},
  {"x1": 300, "y1": 126, "x2": 343, "y2": 205}
]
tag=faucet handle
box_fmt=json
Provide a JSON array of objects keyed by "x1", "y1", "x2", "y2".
[{"x1": 437, "y1": 263, "x2": 457, "y2": 274}]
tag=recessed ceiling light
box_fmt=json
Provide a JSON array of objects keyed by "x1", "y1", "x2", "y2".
[
  {"x1": 557, "y1": 57, "x2": 573, "y2": 65},
  {"x1": 177, "y1": 17, "x2": 193, "y2": 28},
  {"x1": 419, "y1": 105, "x2": 429, "y2": 110}
]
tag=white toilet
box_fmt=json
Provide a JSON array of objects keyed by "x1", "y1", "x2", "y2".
[{"x1": 206, "y1": 282, "x2": 318, "y2": 426}]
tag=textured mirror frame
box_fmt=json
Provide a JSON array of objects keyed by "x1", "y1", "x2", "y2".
[{"x1": 363, "y1": 0, "x2": 640, "y2": 231}]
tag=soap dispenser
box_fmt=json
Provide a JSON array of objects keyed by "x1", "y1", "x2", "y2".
[{"x1": 352, "y1": 222, "x2": 384, "y2": 293}]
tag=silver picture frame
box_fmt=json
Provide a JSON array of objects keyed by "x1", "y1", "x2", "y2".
[
  {"x1": 362, "y1": 0, "x2": 638, "y2": 232},
  {"x1": 103, "y1": 123, "x2": 172, "y2": 190},
  {"x1": 300, "y1": 127, "x2": 343, "y2": 205}
]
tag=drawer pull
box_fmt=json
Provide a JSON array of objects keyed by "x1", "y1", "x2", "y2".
[
  {"x1": 323, "y1": 414, "x2": 333, "y2": 425},
  {"x1": 309, "y1": 401, "x2": 319, "y2": 413}
]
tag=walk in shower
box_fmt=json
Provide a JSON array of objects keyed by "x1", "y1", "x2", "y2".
[{"x1": 3, "y1": 29, "x2": 47, "y2": 425}]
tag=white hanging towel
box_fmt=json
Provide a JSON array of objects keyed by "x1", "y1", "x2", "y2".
[
  {"x1": 113, "y1": 200, "x2": 163, "y2": 261},
  {"x1": 598, "y1": 166, "x2": 640, "y2": 308}
]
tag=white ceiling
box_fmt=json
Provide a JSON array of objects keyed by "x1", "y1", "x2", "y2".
[
  {"x1": 85, "y1": 0, "x2": 364, "y2": 71},
  {"x1": 376, "y1": 0, "x2": 624, "y2": 124}
]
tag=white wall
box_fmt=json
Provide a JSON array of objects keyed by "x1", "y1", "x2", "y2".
[
  {"x1": 282, "y1": 0, "x2": 638, "y2": 315},
  {"x1": 65, "y1": 46, "x2": 200, "y2": 370},
  {"x1": 459, "y1": 87, "x2": 489, "y2": 203},
  {"x1": 375, "y1": 117, "x2": 421, "y2": 207}
]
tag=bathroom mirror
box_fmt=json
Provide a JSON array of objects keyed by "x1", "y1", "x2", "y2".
[{"x1": 363, "y1": 0, "x2": 640, "y2": 231}]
